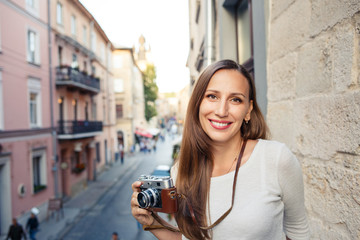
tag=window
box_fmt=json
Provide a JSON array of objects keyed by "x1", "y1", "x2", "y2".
[
  {"x1": 28, "y1": 30, "x2": 35, "y2": 62},
  {"x1": 237, "y1": 0, "x2": 251, "y2": 64},
  {"x1": 26, "y1": 0, "x2": 39, "y2": 16},
  {"x1": 83, "y1": 26, "x2": 87, "y2": 46},
  {"x1": 58, "y1": 46, "x2": 63, "y2": 66},
  {"x1": 114, "y1": 78, "x2": 124, "y2": 93},
  {"x1": 71, "y1": 15, "x2": 76, "y2": 37},
  {"x1": 28, "y1": 78, "x2": 41, "y2": 128},
  {"x1": 100, "y1": 43, "x2": 105, "y2": 63},
  {"x1": 72, "y1": 99, "x2": 77, "y2": 121},
  {"x1": 85, "y1": 101, "x2": 89, "y2": 121},
  {"x1": 27, "y1": 29, "x2": 40, "y2": 64},
  {"x1": 32, "y1": 149, "x2": 47, "y2": 194},
  {"x1": 29, "y1": 93, "x2": 37, "y2": 125},
  {"x1": 56, "y1": 2, "x2": 63, "y2": 25},
  {"x1": 0, "y1": 71, "x2": 3, "y2": 130},
  {"x1": 113, "y1": 55, "x2": 123, "y2": 69},
  {"x1": 0, "y1": 19, "x2": 2, "y2": 52},
  {"x1": 71, "y1": 53, "x2": 78, "y2": 69},
  {"x1": 116, "y1": 104, "x2": 123, "y2": 119},
  {"x1": 91, "y1": 97, "x2": 97, "y2": 120},
  {"x1": 90, "y1": 29, "x2": 96, "y2": 52}
]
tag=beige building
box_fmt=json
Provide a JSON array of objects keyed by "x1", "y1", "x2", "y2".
[
  {"x1": 51, "y1": 0, "x2": 116, "y2": 196},
  {"x1": 113, "y1": 47, "x2": 146, "y2": 152},
  {"x1": 188, "y1": 0, "x2": 360, "y2": 238}
]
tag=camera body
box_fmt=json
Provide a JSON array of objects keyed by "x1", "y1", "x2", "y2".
[{"x1": 138, "y1": 175, "x2": 178, "y2": 214}]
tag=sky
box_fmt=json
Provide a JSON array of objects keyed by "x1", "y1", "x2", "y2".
[{"x1": 80, "y1": 0, "x2": 190, "y2": 93}]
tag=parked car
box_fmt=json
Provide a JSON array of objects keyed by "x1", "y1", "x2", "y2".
[{"x1": 152, "y1": 165, "x2": 171, "y2": 176}]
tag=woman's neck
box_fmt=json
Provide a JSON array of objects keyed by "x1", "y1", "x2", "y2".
[{"x1": 211, "y1": 137, "x2": 243, "y2": 176}]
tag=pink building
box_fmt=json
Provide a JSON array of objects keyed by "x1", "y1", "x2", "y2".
[
  {"x1": 0, "y1": 0, "x2": 56, "y2": 234},
  {"x1": 0, "y1": 0, "x2": 117, "y2": 236}
]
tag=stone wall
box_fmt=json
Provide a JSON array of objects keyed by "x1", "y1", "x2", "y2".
[{"x1": 267, "y1": 0, "x2": 360, "y2": 239}]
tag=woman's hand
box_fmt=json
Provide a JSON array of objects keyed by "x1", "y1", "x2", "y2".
[{"x1": 131, "y1": 181, "x2": 155, "y2": 226}]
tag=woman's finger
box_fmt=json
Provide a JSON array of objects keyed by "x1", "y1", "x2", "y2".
[{"x1": 132, "y1": 181, "x2": 142, "y2": 192}]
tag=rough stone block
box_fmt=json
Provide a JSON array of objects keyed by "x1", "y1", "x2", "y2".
[
  {"x1": 293, "y1": 92, "x2": 360, "y2": 159},
  {"x1": 310, "y1": 0, "x2": 360, "y2": 37},
  {"x1": 296, "y1": 35, "x2": 332, "y2": 97},
  {"x1": 332, "y1": 21, "x2": 356, "y2": 92},
  {"x1": 270, "y1": 0, "x2": 295, "y2": 21},
  {"x1": 266, "y1": 101, "x2": 295, "y2": 149},
  {"x1": 268, "y1": 0, "x2": 311, "y2": 61},
  {"x1": 267, "y1": 52, "x2": 297, "y2": 102}
]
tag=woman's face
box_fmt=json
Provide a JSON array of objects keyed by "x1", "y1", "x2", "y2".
[{"x1": 199, "y1": 69, "x2": 253, "y2": 144}]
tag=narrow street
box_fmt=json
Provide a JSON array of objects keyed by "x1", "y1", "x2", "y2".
[{"x1": 54, "y1": 136, "x2": 176, "y2": 240}]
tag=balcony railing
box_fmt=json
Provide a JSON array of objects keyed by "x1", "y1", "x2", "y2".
[
  {"x1": 58, "y1": 120, "x2": 103, "y2": 139},
  {"x1": 56, "y1": 66, "x2": 100, "y2": 94}
]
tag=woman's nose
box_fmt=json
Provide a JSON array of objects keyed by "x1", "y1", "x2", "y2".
[{"x1": 215, "y1": 100, "x2": 228, "y2": 117}]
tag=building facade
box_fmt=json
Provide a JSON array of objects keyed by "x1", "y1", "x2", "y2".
[
  {"x1": 0, "y1": 0, "x2": 55, "y2": 234},
  {"x1": 0, "y1": 0, "x2": 117, "y2": 233},
  {"x1": 113, "y1": 47, "x2": 146, "y2": 152},
  {"x1": 188, "y1": 0, "x2": 360, "y2": 238},
  {"x1": 50, "y1": 0, "x2": 116, "y2": 197}
]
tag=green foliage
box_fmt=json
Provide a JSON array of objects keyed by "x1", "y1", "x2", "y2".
[{"x1": 143, "y1": 64, "x2": 158, "y2": 121}]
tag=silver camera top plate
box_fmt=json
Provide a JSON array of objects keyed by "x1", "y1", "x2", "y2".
[{"x1": 139, "y1": 175, "x2": 174, "y2": 189}]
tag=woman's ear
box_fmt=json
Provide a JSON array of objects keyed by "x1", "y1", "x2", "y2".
[{"x1": 245, "y1": 100, "x2": 253, "y2": 122}]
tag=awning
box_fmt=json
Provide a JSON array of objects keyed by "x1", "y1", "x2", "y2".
[
  {"x1": 147, "y1": 128, "x2": 161, "y2": 136},
  {"x1": 135, "y1": 129, "x2": 153, "y2": 138}
]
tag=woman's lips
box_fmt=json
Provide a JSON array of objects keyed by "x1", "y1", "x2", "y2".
[{"x1": 209, "y1": 119, "x2": 232, "y2": 129}]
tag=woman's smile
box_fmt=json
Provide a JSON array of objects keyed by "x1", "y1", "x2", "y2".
[{"x1": 209, "y1": 119, "x2": 233, "y2": 129}]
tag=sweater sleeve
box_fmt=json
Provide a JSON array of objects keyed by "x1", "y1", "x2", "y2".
[{"x1": 278, "y1": 145, "x2": 310, "y2": 240}]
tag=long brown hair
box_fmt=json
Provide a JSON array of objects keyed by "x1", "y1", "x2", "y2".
[{"x1": 174, "y1": 60, "x2": 269, "y2": 239}]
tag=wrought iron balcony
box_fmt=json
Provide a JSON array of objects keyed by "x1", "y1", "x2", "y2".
[
  {"x1": 57, "y1": 120, "x2": 103, "y2": 140},
  {"x1": 56, "y1": 66, "x2": 100, "y2": 94}
]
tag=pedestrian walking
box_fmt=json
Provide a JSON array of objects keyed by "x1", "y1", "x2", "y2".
[
  {"x1": 26, "y1": 213, "x2": 39, "y2": 240},
  {"x1": 131, "y1": 59, "x2": 309, "y2": 239},
  {"x1": 111, "y1": 232, "x2": 119, "y2": 240},
  {"x1": 118, "y1": 142, "x2": 124, "y2": 164},
  {"x1": 6, "y1": 218, "x2": 27, "y2": 240}
]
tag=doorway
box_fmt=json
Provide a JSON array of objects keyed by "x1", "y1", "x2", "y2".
[{"x1": 0, "y1": 156, "x2": 11, "y2": 236}]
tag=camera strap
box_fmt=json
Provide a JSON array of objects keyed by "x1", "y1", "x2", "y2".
[{"x1": 144, "y1": 139, "x2": 248, "y2": 233}]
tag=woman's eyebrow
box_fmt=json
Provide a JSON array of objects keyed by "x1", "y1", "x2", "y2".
[{"x1": 206, "y1": 89, "x2": 246, "y2": 98}]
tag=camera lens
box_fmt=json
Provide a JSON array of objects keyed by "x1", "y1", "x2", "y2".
[{"x1": 138, "y1": 188, "x2": 160, "y2": 208}]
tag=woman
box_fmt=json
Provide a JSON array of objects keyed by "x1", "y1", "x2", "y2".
[{"x1": 131, "y1": 59, "x2": 309, "y2": 239}]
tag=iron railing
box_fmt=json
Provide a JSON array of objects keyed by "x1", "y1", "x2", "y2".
[
  {"x1": 58, "y1": 120, "x2": 103, "y2": 136},
  {"x1": 55, "y1": 66, "x2": 100, "y2": 93}
]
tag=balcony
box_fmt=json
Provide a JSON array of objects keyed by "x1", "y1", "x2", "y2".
[
  {"x1": 56, "y1": 66, "x2": 100, "y2": 94},
  {"x1": 57, "y1": 120, "x2": 103, "y2": 140}
]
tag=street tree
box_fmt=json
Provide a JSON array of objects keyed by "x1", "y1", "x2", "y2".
[{"x1": 143, "y1": 64, "x2": 158, "y2": 121}]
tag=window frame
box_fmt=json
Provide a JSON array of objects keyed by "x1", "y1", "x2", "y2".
[
  {"x1": 28, "y1": 78, "x2": 42, "y2": 128},
  {"x1": 26, "y1": 0, "x2": 39, "y2": 16},
  {"x1": 31, "y1": 149, "x2": 47, "y2": 194},
  {"x1": 71, "y1": 15, "x2": 77, "y2": 37},
  {"x1": 26, "y1": 28, "x2": 40, "y2": 65},
  {"x1": 116, "y1": 104, "x2": 123, "y2": 119},
  {"x1": 235, "y1": 0, "x2": 254, "y2": 74},
  {"x1": 0, "y1": 71, "x2": 3, "y2": 130},
  {"x1": 56, "y1": 2, "x2": 63, "y2": 25}
]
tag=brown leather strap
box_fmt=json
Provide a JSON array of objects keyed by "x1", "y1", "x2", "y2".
[
  {"x1": 150, "y1": 212, "x2": 180, "y2": 232},
  {"x1": 144, "y1": 139, "x2": 248, "y2": 232}
]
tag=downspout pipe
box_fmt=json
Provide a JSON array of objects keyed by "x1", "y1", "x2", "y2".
[{"x1": 48, "y1": 0, "x2": 59, "y2": 198}]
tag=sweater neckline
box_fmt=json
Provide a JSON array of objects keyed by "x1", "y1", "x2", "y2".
[{"x1": 211, "y1": 139, "x2": 261, "y2": 182}]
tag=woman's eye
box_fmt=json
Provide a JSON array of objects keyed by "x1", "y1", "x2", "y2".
[
  {"x1": 207, "y1": 94, "x2": 217, "y2": 99},
  {"x1": 231, "y1": 98, "x2": 242, "y2": 103}
]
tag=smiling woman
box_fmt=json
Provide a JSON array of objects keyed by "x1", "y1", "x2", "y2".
[{"x1": 130, "y1": 60, "x2": 309, "y2": 240}]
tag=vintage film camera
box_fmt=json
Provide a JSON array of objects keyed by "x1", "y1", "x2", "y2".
[{"x1": 137, "y1": 175, "x2": 178, "y2": 214}]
